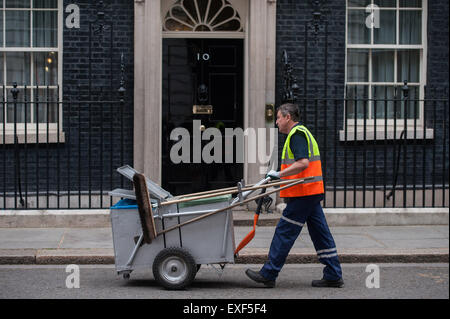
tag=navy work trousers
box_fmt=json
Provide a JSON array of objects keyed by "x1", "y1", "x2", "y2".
[{"x1": 259, "y1": 194, "x2": 343, "y2": 281}]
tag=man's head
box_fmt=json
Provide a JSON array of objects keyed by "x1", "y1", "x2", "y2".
[{"x1": 276, "y1": 103, "x2": 300, "y2": 134}]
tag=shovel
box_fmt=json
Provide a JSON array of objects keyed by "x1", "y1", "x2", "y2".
[{"x1": 234, "y1": 185, "x2": 267, "y2": 256}]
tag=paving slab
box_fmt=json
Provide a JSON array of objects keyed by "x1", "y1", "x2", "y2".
[
  {"x1": 58, "y1": 228, "x2": 113, "y2": 249},
  {"x1": 234, "y1": 227, "x2": 387, "y2": 249},
  {"x1": 380, "y1": 239, "x2": 449, "y2": 249},
  {"x1": 0, "y1": 228, "x2": 65, "y2": 249},
  {"x1": 0, "y1": 225, "x2": 448, "y2": 264},
  {"x1": 0, "y1": 226, "x2": 448, "y2": 251}
]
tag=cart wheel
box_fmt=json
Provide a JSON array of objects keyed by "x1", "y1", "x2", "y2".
[
  {"x1": 153, "y1": 247, "x2": 197, "y2": 290},
  {"x1": 123, "y1": 273, "x2": 130, "y2": 280}
]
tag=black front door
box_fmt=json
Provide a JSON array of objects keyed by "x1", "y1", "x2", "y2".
[{"x1": 162, "y1": 38, "x2": 244, "y2": 195}]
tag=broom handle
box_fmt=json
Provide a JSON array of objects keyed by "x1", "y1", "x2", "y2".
[
  {"x1": 160, "y1": 178, "x2": 310, "y2": 207},
  {"x1": 171, "y1": 179, "x2": 281, "y2": 199},
  {"x1": 158, "y1": 177, "x2": 312, "y2": 236},
  {"x1": 171, "y1": 185, "x2": 248, "y2": 198},
  {"x1": 171, "y1": 176, "x2": 300, "y2": 199}
]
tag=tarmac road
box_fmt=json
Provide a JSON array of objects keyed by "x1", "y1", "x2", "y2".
[{"x1": 0, "y1": 263, "x2": 448, "y2": 299}]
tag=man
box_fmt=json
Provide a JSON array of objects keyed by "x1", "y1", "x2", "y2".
[{"x1": 245, "y1": 103, "x2": 344, "y2": 288}]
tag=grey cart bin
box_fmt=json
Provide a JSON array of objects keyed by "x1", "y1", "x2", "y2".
[
  {"x1": 108, "y1": 165, "x2": 297, "y2": 290},
  {"x1": 109, "y1": 168, "x2": 236, "y2": 290}
]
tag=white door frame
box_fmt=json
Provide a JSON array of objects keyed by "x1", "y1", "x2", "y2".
[{"x1": 133, "y1": 0, "x2": 277, "y2": 186}]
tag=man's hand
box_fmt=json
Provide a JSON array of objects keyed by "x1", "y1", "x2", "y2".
[{"x1": 266, "y1": 170, "x2": 281, "y2": 180}]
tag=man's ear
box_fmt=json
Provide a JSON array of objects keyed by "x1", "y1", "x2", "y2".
[{"x1": 285, "y1": 113, "x2": 291, "y2": 122}]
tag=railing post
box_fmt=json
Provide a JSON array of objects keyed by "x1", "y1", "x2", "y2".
[
  {"x1": 432, "y1": 88, "x2": 437, "y2": 207},
  {"x1": 2, "y1": 84, "x2": 6, "y2": 209},
  {"x1": 402, "y1": 81, "x2": 409, "y2": 207},
  {"x1": 11, "y1": 83, "x2": 25, "y2": 208},
  {"x1": 36, "y1": 86, "x2": 40, "y2": 209},
  {"x1": 118, "y1": 53, "x2": 126, "y2": 189},
  {"x1": 443, "y1": 88, "x2": 448, "y2": 207},
  {"x1": 373, "y1": 86, "x2": 377, "y2": 207}
]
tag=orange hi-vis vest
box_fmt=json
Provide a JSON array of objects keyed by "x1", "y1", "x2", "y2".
[{"x1": 280, "y1": 125, "x2": 324, "y2": 197}]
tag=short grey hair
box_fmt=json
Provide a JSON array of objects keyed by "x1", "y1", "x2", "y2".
[{"x1": 277, "y1": 103, "x2": 300, "y2": 122}]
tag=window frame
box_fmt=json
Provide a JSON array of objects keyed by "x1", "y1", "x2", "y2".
[
  {"x1": 343, "y1": 0, "x2": 430, "y2": 140},
  {"x1": 0, "y1": 0, "x2": 63, "y2": 144}
]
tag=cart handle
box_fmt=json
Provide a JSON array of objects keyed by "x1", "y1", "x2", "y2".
[
  {"x1": 159, "y1": 178, "x2": 309, "y2": 207},
  {"x1": 169, "y1": 177, "x2": 305, "y2": 201},
  {"x1": 157, "y1": 177, "x2": 314, "y2": 236}
]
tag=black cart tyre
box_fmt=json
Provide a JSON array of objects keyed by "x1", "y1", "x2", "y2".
[{"x1": 153, "y1": 247, "x2": 197, "y2": 290}]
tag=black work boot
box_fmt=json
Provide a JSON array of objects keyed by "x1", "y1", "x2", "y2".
[
  {"x1": 245, "y1": 269, "x2": 276, "y2": 288},
  {"x1": 312, "y1": 277, "x2": 345, "y2": 288}
]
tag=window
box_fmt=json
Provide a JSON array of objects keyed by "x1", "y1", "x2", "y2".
[
  {"x1": 344, "y1": 0, "x2": 429, "y2": 140},
  {"x1": 1, "y1": 0, "x2": 62, "y2": 143},
  {"x1": 163, "y1": 0, "x2": 243, "y2": 32}
]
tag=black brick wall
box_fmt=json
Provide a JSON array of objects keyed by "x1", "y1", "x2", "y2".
[
  {"x1": 1, "y1": 0, "x2": 134, "y2": 205},
  {"x1": 274, "y1": 0, "x2": 448, "y2": 201},
  {"x1": 1, "y1": 0, "x2": 447, "y2": 208},
  {"x1": 426, "y1": 0, "x2": 449, "y2": 91},
  {"x1": 61, "y1": 0, "x2": 134, "y2": 194}
]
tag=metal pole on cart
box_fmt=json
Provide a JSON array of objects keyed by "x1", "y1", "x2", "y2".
[{"x1": 157, "y1": 177, "x2": 314, "y2": 236}]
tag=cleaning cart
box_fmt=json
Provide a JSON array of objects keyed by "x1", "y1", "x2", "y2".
[{"x1": 109, "y1": 165, "x2": 311, "y2": 290}]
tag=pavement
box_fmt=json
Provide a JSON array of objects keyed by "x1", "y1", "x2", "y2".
[{"x1": 0, "y1": 209, "x2": 448, "y2": 265}]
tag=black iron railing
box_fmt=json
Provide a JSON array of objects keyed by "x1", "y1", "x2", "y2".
[
  {"x1": 298, "y1": 85, "x2": 449, "y2": 208},
  {"x1": 0, "y1": 84, "x2": 448, "y2": 209},
  {"x1": 1, "y1": 83, "x2": 132, "y2": 210}
]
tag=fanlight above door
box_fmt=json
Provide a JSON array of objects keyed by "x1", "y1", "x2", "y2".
[{"x1": 163, "y1": 0, "x2": 243, "y2": 32}]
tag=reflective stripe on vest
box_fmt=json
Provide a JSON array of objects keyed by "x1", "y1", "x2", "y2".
[{"x1": 280, "y1": 125, "x2": 324, "y2": 198}]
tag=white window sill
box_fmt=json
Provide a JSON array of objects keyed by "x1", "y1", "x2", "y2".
[
  {"x1": 0, "y1": 131, "x2": 66, "y2": 144},
  {"x1": 339, "y1": 128, "x2": 434, "y2": 141}
]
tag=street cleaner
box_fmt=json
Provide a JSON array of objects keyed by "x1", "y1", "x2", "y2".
[{"x1": 245, "y1": 103, "x2": 344, "y2": 288}]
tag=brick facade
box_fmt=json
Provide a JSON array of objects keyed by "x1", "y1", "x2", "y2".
[
  {"x1": 1, "y1": 0, "x2": 447, "y2": 208},
  {"x1": 2, "y1": 0, "x2": 135, "y2": 200},
  {"x1": 275, "y1": 0, "x2": 448, "y2": 200}
]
